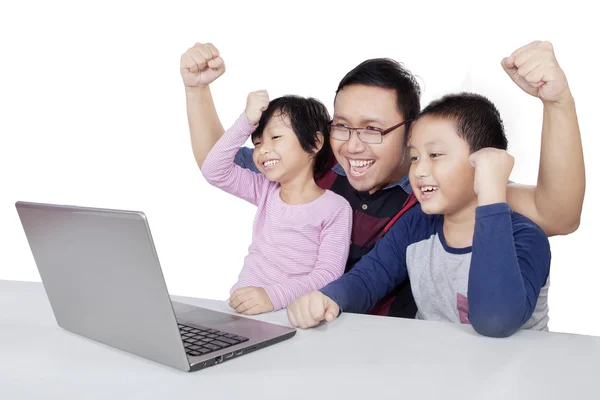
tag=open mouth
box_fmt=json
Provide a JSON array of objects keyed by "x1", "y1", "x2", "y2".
[
  {"x1": 348, "y1": 159, "x2": 375, "y2": 177},
  {"x1": 262, "y1": 159, "x2": 280, "y2": 170},
  {"x1": 418, "y1": 185, "x2": 439, "y2": 200}
]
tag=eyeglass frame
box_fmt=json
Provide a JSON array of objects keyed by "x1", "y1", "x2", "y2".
[{"x1": 328, "y1": 119, "x2": 413, "y2": 144}]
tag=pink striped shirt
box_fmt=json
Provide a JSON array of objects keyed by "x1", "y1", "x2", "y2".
[{"x1": 201, "y1": 113, "x2": 352, "y2": 311}]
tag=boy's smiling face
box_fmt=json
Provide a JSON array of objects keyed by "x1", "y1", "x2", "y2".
[{"x1": 407, "y1": 116, "x2": 478, "y2": 215}]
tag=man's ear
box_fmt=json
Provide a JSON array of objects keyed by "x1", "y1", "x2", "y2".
[{"x1": 314, "y1": 131, "x2": 325, "y2": 153}]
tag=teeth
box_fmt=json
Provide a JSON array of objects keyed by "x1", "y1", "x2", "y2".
[
  {"x1": 421, "y1": 186, "x2": 438, "y2": 192},
  {"x1": 263, "y1": 160, "x2": 279, "y2": 167},
  {"x1": 349, "y1": 159, "x2": 374, "y2": 167}
]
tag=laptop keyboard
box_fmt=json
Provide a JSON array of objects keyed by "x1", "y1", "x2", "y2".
[{"x1": 178, "y1": 323, "x2": 249, "y2": 357}]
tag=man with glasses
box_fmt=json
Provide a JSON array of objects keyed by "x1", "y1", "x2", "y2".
[
  {"x1": 330, "y1": 120, "x2": 412, "y2": 145},
  {"x1": 180, "y1": 40, "x2": 585, "y2": 318}
]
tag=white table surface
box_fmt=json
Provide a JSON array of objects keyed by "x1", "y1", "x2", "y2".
[{"x1": 1, "y1": 280, "x2": 599, "y2": 399}]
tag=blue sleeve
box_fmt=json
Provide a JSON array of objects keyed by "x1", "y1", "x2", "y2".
[
  {"x1": 319, "y1": 206, "x2": 426, "y2": 313},
  {"x1": 468, "y1": 203, "x2": 551, "y2": 338},
  {"x1": 233, "y1": 147, "x2": 260, "y2": 173}
]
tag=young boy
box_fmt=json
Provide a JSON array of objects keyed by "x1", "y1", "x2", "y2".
[{"x1": 286, "y1": 93, "x2": 551, "y2": 338}]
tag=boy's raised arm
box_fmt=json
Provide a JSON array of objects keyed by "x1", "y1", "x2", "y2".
[{"x1": 469, "y1": 149, "x2": 551, "y2": 338}]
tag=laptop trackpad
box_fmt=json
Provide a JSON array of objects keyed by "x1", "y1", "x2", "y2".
[{"x1": 174, "y1": 304, "x2": 241, "y2": 327}]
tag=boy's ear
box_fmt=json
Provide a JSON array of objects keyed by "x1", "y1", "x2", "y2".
[{"x1": 314, "y1": 131, "x2": 325, "y2": 153}]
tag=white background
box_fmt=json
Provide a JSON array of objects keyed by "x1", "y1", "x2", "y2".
[{"x1": 1, "y1": 0, "x2": 598, "y2": 336}]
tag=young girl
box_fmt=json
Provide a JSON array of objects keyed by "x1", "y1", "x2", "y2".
[{"x1": 201, "y1": 90, "x2": 352, "y2": 315}]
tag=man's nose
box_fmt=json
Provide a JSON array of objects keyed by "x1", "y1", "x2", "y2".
[{"x1": 345, "y1": 130, "x2": 367, "y2": 153}]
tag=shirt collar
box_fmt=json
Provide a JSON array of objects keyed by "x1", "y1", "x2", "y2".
[{"x1": 332, "y1": 163, "x2": 412, "y2": 194}]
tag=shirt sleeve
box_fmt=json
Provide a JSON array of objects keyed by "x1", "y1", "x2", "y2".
[
  {"x1": 319, "y1": 206, "x2": 424, "y2": 313},
  {"x1": 263, "y1": 200, "x2": 353, "y2": 311},
  {"x1": 201, "y1": 113, "x2": 268, "y2": 206},
  {"x1": 234, "y1": 146, "x2": 260, "y2": 173},
  {"x1": 468, "y1": 202, "x2": 551, "y2": 337}
]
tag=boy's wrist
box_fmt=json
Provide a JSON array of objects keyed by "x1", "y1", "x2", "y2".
[
  {"x1": 477, "y1": 186, "x2": 507, "y2": 206},
  {"x1": 475, "y1": 202, "x2": 510, "y2": 219}
]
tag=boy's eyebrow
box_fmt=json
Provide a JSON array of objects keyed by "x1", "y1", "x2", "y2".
[{"x1": 424, "y1": 140, "x2": 447, "y2": 147}]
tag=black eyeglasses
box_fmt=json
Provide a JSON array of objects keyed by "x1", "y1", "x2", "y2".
[{"x1": 329, "y1": 119, "x2": 412, "y2": 144}]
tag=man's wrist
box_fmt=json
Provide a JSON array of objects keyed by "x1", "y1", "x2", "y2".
[
  {"x1": 541, "y1": 90, "x2": 575, "y2": 111},
  {"x1": 185, "y1": 85, "x2": 210, "y2": 97}
]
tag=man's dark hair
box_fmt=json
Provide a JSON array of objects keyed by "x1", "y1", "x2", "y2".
[{"x1": 336, "y1": 58, "x2": 421, "y2": 130}]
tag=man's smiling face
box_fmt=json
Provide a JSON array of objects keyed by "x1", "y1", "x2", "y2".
[{"x1": 330, "y1": 84, "x2": 409, "y2": 194}]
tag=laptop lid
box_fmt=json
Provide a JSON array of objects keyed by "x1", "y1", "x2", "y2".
[{"x1": 15, "y1": 201, "x2": 191, "y2": 371}]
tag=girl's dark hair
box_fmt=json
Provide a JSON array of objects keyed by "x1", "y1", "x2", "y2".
[{"x1": 251, "y1": 96, "x2": 332, "y2": 178}]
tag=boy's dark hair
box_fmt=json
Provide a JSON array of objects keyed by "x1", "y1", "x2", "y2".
[
  {"x1": 252, "y1": 96, "x2": 332, "y2": 178},
  {"x1": 335, "y1": 58, "x2": 421, "y2": 130},
  {"x1": 415, "y1": 92, "x2": 508, "y2": 152}
]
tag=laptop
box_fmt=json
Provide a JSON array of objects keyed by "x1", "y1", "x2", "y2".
[{"x1": 15, "y1": 201, "x2": 296, "y2": 372}]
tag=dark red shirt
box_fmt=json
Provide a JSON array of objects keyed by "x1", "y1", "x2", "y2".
[{"x1": 317, "y1": 164, "x2": 418, "y2": 318}]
